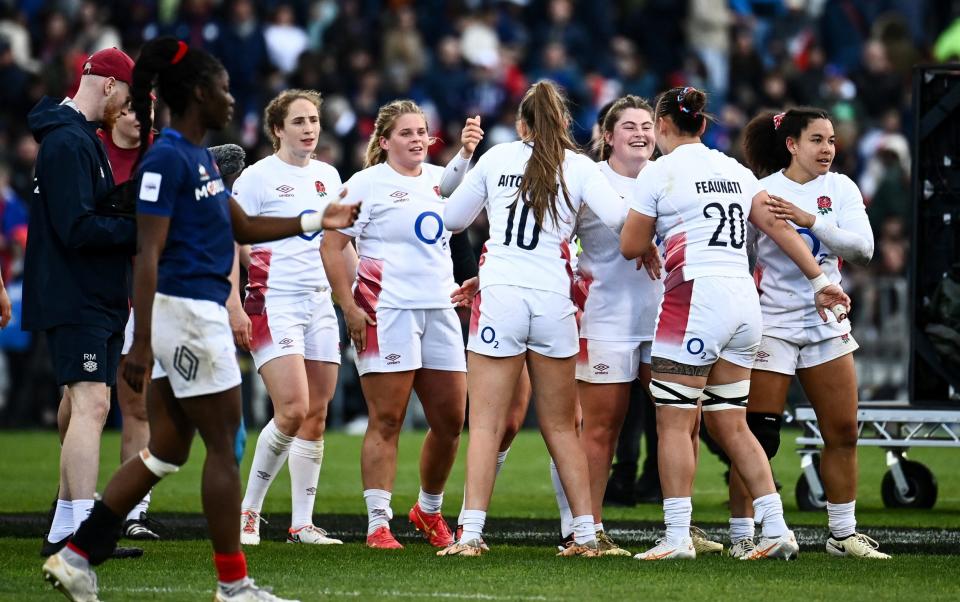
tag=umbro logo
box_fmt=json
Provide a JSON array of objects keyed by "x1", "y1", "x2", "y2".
[
  {"x1": 385, "y1": 353, "x2": 401, "y2": 365},
  {"x1": 279, "y1": 337, "x2": 295, "y2": 349},
  {"x1": 276, "y1": 184, "x2": 295, "y2": 197},
  {"x1": 593, "y1": 363, "x2": 609, "y2": 375},
  {"x1": 390, "y1": 191, "x2": 409, "y2": 202},
  {"x1": 756, "y1": 350, "x2": 770, "y2": 362}
]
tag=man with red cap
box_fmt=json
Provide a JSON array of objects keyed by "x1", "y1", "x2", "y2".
[{"x1": 23, "y1": 47, "x2": 143, "y2": 559}]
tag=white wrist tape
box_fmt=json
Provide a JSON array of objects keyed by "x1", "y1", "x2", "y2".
[
  {"x1": 300, "y1": 211, "x2": 324, "y2": 234},
  {"x1": 808, "y1": 273, "x2": 831, "y2": 293}
]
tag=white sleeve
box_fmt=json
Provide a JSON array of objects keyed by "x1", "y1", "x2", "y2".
[
  {"x1": 439, "y1": 152, "x2": 471, "y2": 197},
  {"x1": 444, "y1": 154, "x2": 488, "y2": 232},
  {"x1": 739, "y1": 164, "x2": 763, "y2": 219},
  {"x1": 809, "y1": 175, "x2": 874, "y2": 265},
  {"x1": 337, "y1": 173, "x2": 373, "y2": 239},
  {"x1": 630, "y1": 160, "x2": 661, "y2": 218},
  {"x1": 577, "y1": 157, "x2": 626, "y2": 233},
  {"x1": 231, "y1": 168, "x2": 261, "y2": 215}
]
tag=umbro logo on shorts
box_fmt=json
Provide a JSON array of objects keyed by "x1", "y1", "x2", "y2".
[
  {"x1": 385, "y1": 353, "x2": 401, "y2": 364},
  {"x1": 81, "y1": 353, "x2": 98, "y2": 373},
  {"x1": 279, "y1": 337, "x2": 295, "y2": 349},
  {"x1": 173, "y1": 345, "x2": 199, "y2": 381},
  {"x1": 756, "y1": 351, "x2": 770, "y2": 362},
  {"x1": 593, "y1": 363, "x2": 609, "y2": 375}
]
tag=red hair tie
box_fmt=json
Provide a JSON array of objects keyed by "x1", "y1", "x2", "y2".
[
  {"x1": 773, "y1": 112, "x2": 786, "y2": 130},
  {"x1": 171, "y1": 40, "x2": 188, "y2": 65}
]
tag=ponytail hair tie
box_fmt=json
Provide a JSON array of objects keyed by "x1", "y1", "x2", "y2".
[
  {"x1": 676, "y1": 86, "x2": 698, "y2": 116},
  {"x1": 773, "y1": 112, "x2": 786, "y2": 130},
  {"x1": 171, "y1": 40, "x2": 188, "y2": 65}
]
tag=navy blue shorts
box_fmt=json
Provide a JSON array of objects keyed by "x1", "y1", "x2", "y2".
[{"x1": 45, "y1": 325, "x2": 123, "y2": 387}]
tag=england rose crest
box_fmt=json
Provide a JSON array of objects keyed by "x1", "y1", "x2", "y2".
[
  {"x1": 433, "y1": 185, "x2": 446, "y2": 199},
  {"x1": 817, "y1": 195, "x2": 832, "y2": 215},
  {"x1": 315, "y1": 180, "x2": 327, "y2": 197}
]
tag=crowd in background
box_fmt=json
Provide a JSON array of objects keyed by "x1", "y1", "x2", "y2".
[{"x1": 1, "y1": 0, "x2": 958, "y2": 427}]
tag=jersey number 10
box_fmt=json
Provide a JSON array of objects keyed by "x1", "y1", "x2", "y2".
[
  {"x1": 703, "y1": 202, "x2": 745, "y2": 249},
  {"x1": 504, "y1": 202, "x2": 541, "y2": 250}
]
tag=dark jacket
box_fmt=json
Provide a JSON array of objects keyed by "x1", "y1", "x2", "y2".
[{"x1": 21, "y1": 97, "x2": 137, "y2": 332}]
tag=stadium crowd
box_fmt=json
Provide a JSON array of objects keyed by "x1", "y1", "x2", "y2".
[{"x1": 0, "y1": 0, "x2": 954, "y2": 425}]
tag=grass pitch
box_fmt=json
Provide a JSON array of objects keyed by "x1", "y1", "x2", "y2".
[{"x1": 2, "y1": 429, "x2": 959, "y2": 600}]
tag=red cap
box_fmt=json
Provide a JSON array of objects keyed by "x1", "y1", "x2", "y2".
[{"x1": 82, "y1": 47, "x2": 135, "y2": 86}]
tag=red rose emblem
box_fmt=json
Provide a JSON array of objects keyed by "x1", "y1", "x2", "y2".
[
  {"x1": 433, "y1": 185, "x2": 442, "y2": 197},
  {"x1": 817, "y1": 195, "x2": 832, "y2": 215},
  {"x1": 315, "y1": 181, "x2": 325, "y2": 193}
]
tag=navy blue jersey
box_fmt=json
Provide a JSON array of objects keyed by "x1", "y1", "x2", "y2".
[{"x1": 136, "y1": 128, "x2": 233, "y2": 305}]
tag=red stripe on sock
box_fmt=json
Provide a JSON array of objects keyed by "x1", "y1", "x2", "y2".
[
  {"x1": 214, "y1": 551, "x2": 247, "y2": 583},
  {"x1": 66, "y1": 542, "x2": 89, "y2": 560}
]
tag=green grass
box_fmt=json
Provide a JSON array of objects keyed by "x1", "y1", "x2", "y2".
[{"x1": 1, "y1": 429, "x2": 959, "y2": 527}]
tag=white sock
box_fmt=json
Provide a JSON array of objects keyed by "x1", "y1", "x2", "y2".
[
  {"x1": 126, "y1": 490, "x2": 152, "y2": 522},
  {"x1": 60, "y1": 544, "x2": 90, "y2": 569},
  {"x1": 549, "y1": 458, "x2": 573, "y2": 538},
  {"x1": 418, "y1": 488, "x2": 444, "y2": 514},
  {"x1": 459, "y1": 448, "x2": 510, "y2": 525},
  {"x1": 289, "y1": 438, "x2": 324, "y2": 530},
  {"x1": 459, "y1": 509, "x2": 486, "y2": 543},
  {"x1": 663, "y1": 497, "x2": 692, "y2": 546},
  {"x1": 753, "y1": 493, "x2": 788, "y2": 538},
  {"x1": 364, "y1": 489, "x2": 393, "y2": 535},
  {"x1": 241, "y1": 420, "x2": 293, "y2": 512},
  {"x1": 71, "y1": 499, "x2": 95, "y2": 532},
  {"x1": 572, "y1": 515, "x2": 596, "y2": 545},
  {"x1": 827, "y1": 500, "x2": 856, "y2": 539},
  {"x1": 48, "y1": 500, "x2": 74, "y2": 542},
  {"x1": 729, "y1": 517, "x2": 755, "y2": 543},
  {"x1": 594, "y1": 522, "x2": 604, "y2": 533}
]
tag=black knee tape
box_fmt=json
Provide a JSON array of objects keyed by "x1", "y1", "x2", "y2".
[
  {"x1": 747, "y1": 412, "x2": 782, "y2": 460},
  {"x1": 70, "y1": 500, "x2": 124, "y2": 565}
]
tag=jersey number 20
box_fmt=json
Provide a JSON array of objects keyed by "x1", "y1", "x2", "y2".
[
  {"x1": 703, "y1": 202, "x2": 745, "y2": 249},
  {"x1": 504, "y1": 202, "x2": 541, "y2": 250}
]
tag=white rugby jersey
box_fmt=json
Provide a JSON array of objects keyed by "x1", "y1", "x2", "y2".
[
  {"x1": 339, "y1": 161, "x2": 457, "y2": 310},
  {"x1": 575, "y1": 161, "x2": 663, "y2": 342},
  {"x1": 630, "y1": 143, "x2": 761, "y2": 290},
  {"x1": 444, "y1": 141, "x2": 625, "y2": 298},
  {"x1": 753, "y1": 170, "x2": 869, "y2": 329},
  {"x1": 233, "y1": 155, "x2": 341, "y2": 305}
]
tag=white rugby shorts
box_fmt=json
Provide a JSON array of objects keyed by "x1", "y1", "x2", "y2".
[
  {"x1": 753, "y1": 323, "x2": 859, "y2": 375},
  {"x1": 651, "y1": 276, "x2": 761, "y2": 369},
  {"x1": 355, "y1": 306, "x2": 466, "y2": 375},
  {"x1": 576, "y1": 339, "x2": 651, "y2": 384},
  {"x1": 467, "y1": 285, "x2": 578, "y2": 358},
  {"x1": 150, "y1": 293, "x2": 242, "y2": 398},
  {"x1": 248, "y1": 290, "x2": 341, "y2": 370}
]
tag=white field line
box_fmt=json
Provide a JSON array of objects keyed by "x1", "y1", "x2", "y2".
[{"x1": 112, "y1": 586, "x2": 548, "y2": 600}]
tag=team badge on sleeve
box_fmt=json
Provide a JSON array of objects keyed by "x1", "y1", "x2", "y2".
[
  {"x1": 817, "y1": 195, "x2": 833, "y2": 215},
  {"x1": 139, "y1": 172, "x2": 162, "y2": 202}
]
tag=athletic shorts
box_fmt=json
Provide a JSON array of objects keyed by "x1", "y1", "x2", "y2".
[
  {"x1": 754, "y1": 327, "x2": 859, "y2": 375},
  {"x1": 248, "y1": 290, "x2": 341, "y2": 370},
  {"x1": 356, "y1": 307, "x2": 466, "y2": 375},
  {"x1": 150, "y1": 293, "x2": 242, "y2": 398},
  {"x1": 45, "y1": 324, "x2": 123, "y2": 387},
  {"x1": 467, "y1": 285, "x2": 578, "y2": 358},
  {"x1": 576, "y1": 339, "x2": 652, "y2": 383},
  {"x1": 651, "y1": 277, "x2": 761, "y2": 369},
  {"x1": 121, "y1": 307, "x2": 134, "y2": 355}
]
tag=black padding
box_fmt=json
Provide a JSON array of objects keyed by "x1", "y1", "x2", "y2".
[{"x1": 747, "y1": 412, "x2": 783, "y2": 459}]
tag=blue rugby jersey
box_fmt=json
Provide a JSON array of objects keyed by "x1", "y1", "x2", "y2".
[{"x1": 136, "y1": 128, "x2": 234, "y2": 305}]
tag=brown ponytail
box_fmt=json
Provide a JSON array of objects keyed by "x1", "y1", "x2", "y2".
[{"x1": 655, "y1": 86, "x2": 710, "y2": 136}]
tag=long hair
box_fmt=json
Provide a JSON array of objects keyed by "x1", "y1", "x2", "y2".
[
  {"x1": 742, "y1": 107, "x2": 832, "y2": 178},
  {"x1": 130, "y1": 37, "x2": 224, "y2": 164},
  {"x1": 263, "y1": 89, "x2": 324, "y2": 153},
  {"x1": 598, "y1": 95, "x2": 654, "y2": 161},
  {"x1": 516, "y1": 80, "x2": 578, "y2": 228},
  {"x1": 655, "y1": 86, "x2": 710, "y2": 136},
  {"x1": 363, "y1": 99, "x2": 431, "y2": 168}
]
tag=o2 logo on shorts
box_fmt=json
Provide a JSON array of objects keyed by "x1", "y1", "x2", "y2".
[
  {"x1": 686, "y1": 338, "x2": 707, "y2": 360},
  {"x1": 298, "y1": 209, "x2": 321, "y2": 241},
  {"x1": 414, "y1": 211, "x2": 444, "y2": 244},
  {"x1": 480, "y1": 326, "x2": 499, "y2": 349}
]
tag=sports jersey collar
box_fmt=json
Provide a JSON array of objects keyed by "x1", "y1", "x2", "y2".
[
  {"x1": 774, "y1": 169, "x2": 827, "y2": 192},
  {"x1": 668, "y1": 142, "x2": 706, "y2": 156},
  {"x1": 160, "y1": 127, "x2": 204, "y2": 150}
]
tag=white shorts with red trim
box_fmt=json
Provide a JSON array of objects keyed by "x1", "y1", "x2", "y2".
[
  {"x1": 150, "y1": 293, "x2": 242, "y2": 398},
  {"x1": 575, "y1": 339, "x2": 651, "y2": 383},
  {"x1": 468, "y1": 285, "x2": 578, "y2": 358},
  {"x1": 247, "y1": 290, "x2": 341, "y2": 370},
  {"x1": 651, "y1": 276, "x2": 761, "y2": 369},
  {"x1": 753, "y1": 327, "x2": 859, "y2": 375},
  {"x1": 355, "y1": 307, "x2": 465, "y2": 375}
]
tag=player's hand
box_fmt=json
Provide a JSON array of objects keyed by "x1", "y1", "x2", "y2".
[
  {"x1": 451, "y1": 277, "x2": 479, "y2": 307},
  {"x1": 0, "y1": 285, "x2": 11, "y2": 328},
  {"x1": 460, "y1": 115, "x2": 483, "y2": 157},
  {"x1": 321, "y1": 188, "x2": 361, "y2": 229},
  {"x1": 228, "y1": 304, "x2": 252, "y2": 351},
  {"x1": 767, "y1": 195, "x2": 815, "y2": 228},
  {"x1": 122, "y1": 338, "x2": 153, "y2": 394},
  {"x1": 814, "y1": 283, "x2": 851, "y2": 322},
  {"x1": 637, "y1": 243, "x2": 662, "y2": 280},
  {"x1": 346, "y1": 304, "x2": 376, "y2": 353}
]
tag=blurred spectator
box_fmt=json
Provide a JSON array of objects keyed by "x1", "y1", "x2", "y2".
[
  {"x1": 381, "y1": 5, "x2": 427, "y2": 85},
  {"x1": 424, "y1": 36, "x2": 470, "y2": 125},
  {"x1": 686, "y1": 0, "x2": 733, "y2": 103},
  {"x1": 264, "y1": 3, "x2": 309, "y2": 75},
  {"x1": 851, "y1": 39, "x2": 903, "y2": 121}
]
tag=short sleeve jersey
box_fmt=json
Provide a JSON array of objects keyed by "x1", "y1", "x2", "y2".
[
  {"x1": 630, "y1": 143, "x2": 761, "y2": 290},
  {"x1": 754, "y1": 170, "x2": 864, "y2": 328},
  {"x1": 338, "y1": 161, "x2": 456, "y2": 309},
  {"x1": 232, "y1": 155, "x2": 341, "y2": 300},
  {"x1": 455, "y1": 141, "x2": 624, "y2": 298},
  {"x1": 136, "y1": 128, "x2": 233, "y2": 305},
  {"x1": 576, "y1": 161, "x2": 664, "y2": 342}
]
